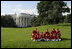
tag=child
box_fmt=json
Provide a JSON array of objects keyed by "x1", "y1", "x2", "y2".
[
  {"x1": 56, "y1": 29, "x2": 61, "y2": 41},
  {"x1": 44, "y1": 29, "x2": 50, "y2": 41},
  {"x1": 31, "y1": 28, "x2": 38, "y2": 41},
  {"x1": 31, "y1": 34, "x2": 35, "y2": 41},
  {"x1": 36, "y1": 30, "x2": 41, "y2": 41},
  {"x1": 50, "y1": 28, "x2": 56, "y2": 41},
  {"x1": 31, "y1": 30, "x2": 35, "y2": 41},
  {"x1": 40, "y1": 32, "x2": 45, "y2": 41},
  {"x1": 32, "y1": 28, "x2": 38, "y2": 34}
]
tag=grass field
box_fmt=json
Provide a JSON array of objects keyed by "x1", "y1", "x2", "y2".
[{"x1": 1, "y1": 23, "x2": 71, "y2": 48}]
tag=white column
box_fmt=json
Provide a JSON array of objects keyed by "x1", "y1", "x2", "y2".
[
  {"x1": 26, "y1": 17, "x2": 27, "y2": 27},
  {"x1": 21, "y1": 17, "x2": 22, "y2": 27},
  {"x1": 19, "y1": 17, "x2": 20, "y2": 27},
  {"x1": 22, "y1": 17, "x2": 24, "y2": 27},
  {"x1": 18, "y1": 17, "x2": 19, "y2": 27},
  {"x1": 20, "y1": 17, "x2": 21, "y2": 27},
  {"x1": 21, "y1": 16, "x2": 23, "y2": 27},
  {"x1": 16, "y1": 18, "x2": 17, "y2": 25},
  {"x1": 22, "y1": 16, "x2": 23, "y2": 27},
  {"x1": 24, "y1": 17, "x2": 26, "y2": 27},
  {"x1": 16, "y1": 17, "x2": 18, "y2": 27},
  {"x1": 25, "y1": 17, "x2": 26, "y2": 27},
  {"x1": 17, "y1": 17, "x2": 18, "y2": 27},
  {"x1": 16, "y1": 17, "x2": 17, "y2": 26},
  {"x1": 18, "y1": 17, "x2": 20, "y2": 27},
  {"x1": 26, "y1": 18, "x2": 27, "y2": 27},
  {"x1": 23, "y1": 17, "x2": 24, "y2": 27},
  {"x1": 25, "y1": 19, "x2": 26, "y2": 27},
  {"x1": 27, "y1": 18, "x2": 28, "y2": 26},
  {"x1": 20, "y1": 17, "x2": 22, "y2": 27},
  {"x1": 22, "y1": 17, "x2": 23, "y2": 27}
]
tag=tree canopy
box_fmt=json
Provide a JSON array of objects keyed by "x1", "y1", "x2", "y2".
[
  {"x1": 1, "y1": 15, "x2": 17, "y2": 27},
  {"x1": 36, "y1": 1, "x2": 70, "y2": 25}
]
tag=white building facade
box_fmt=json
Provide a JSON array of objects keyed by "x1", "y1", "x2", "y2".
[{"x1": 12, "y1": 13, "x2": 34, "y2": 27}]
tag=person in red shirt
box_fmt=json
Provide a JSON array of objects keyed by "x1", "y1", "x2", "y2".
[
  {"x1": 41, "y1": 32, "x2": 44, "y2": 38},
  {"x1": 44, "y1": 29, "x2": 50, "y2": 41},
  {"x1": 31, "y1": 28, "x2": 38, "y2": 41},
  {"x1": 37, "y1": 30, "x2": 40, "y2": 39},
  {"x1": 40, "y1": 32, "x2": 45, "y2": 41},
  {"x1": 31, "y1": 35, "x2": 35, "y2": 40},
  {"x1": 56, "y1": 29, "x2": 61, "y2": 41},
  {"x1": 32, "y1": 28, "x2": 37, "y2": 34},
  {"x1": 50, "y1": 28, "x2": 56, "y2": 41},
  {"x1": 36, "y1": 30, "x2": 42, "y2": 41},
  {"x1": 31, "y1": 31, "x2": 35, "y2": 41}
]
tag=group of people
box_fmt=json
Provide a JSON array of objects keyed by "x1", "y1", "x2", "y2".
[{"x1": 31, "y1": 28, "x2": 61, "y2": 41}]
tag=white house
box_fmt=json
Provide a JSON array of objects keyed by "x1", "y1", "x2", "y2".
[{"x1": 12, "y1": 13, "x2": 35, "y2": 27}]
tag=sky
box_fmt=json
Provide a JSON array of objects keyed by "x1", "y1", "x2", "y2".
[
  {"x1": 63, "y1": 1, "x2": 71, "y2": 15},
  {"x1": 1, "y1": 1, "x2": 71, "y2": 15}
]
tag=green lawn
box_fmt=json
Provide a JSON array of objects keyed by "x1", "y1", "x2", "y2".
[{"x1": 1, "y1": 23, "x2": 71, "y2": 48}]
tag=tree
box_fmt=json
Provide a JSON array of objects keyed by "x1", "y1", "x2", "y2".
[
  {"x1": 64, "y1": 14, "x2": 71, "y2": 23},
  {"x1": 37, "y1": 1, "x2": 70, "y2": 25},
  {"x1": 1, "y1": 15, "x2": 17, "y2": 27},
  {"x1": 31, "y1": 16, "x2": 38, "y2": 27},
  {"x1": 67, "y1": 14, "x2": 71, "y2": 23}
]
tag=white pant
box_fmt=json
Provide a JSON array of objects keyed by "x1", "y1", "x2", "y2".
[
  {"x1": 44, "y1": 39, "x2": 50, "y2": 41},
  {"x1": 51, "y1": 39, "x2": 61, "y2": 41},
  {"x1": 51, "y1": 39, "x2": 56, "y2": 41},
  {"x1": 32, "y1": 39, "x2": 41, "y2": 41},
  {"x1": 32, "y1": 39, "x2": 61, "y2": 41}
]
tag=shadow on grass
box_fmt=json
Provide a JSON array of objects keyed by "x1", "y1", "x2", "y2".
[
  {"x1": 56, "y1": 24, "x2": 71, "y2": 26},
  {"x1": 61, "y1": 38, "x2": 71, "y2": 41}
]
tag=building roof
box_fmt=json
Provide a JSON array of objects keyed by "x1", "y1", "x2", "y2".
[{"x1": 15, "y1": 13, "x2": 35, "y2": 18}]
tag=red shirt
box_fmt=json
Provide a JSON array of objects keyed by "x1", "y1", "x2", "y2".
[
  {"x1": 31, "y1": 30, "x2": 37, "y2": 37},
  {"x1": 32, "y1": 30, "x2": 37, "y2": 34},
  {"x1": 51, "y1": 30, "x2": 56, "y2": 39},
  {"x1": 44, "y1": 32, "x2": 50, "y2": 39},
  {"x1": 40, "y1": 33, "x2": 44, "y2": 39},
  {"x1": 36, "y1": 33, "x2": 41, "y2": 39},
  {"x1": 31, "y1": 30, "x2": 37, "y2": 40},
  {"x1": 56, "y1": 31, "x2": 60, "y2": 35},
  {"x1": 56, "y1": 31, "x2": 61, "y2": 39},
  {"x1": 34, "y1": 34, "x2": 38, "y2": 39},
  {"x1": 44, "y1": 32, "x2": 50, "y2": 36},
  {"x1": 31, "y1": 34, "x2": 38, "y2": 40},
  {"x1": 31, "y1": 36, "x2": 35, "y2": 40}
]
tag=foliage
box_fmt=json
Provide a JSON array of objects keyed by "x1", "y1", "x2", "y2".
[{"x1": 1, "y1": 15, "x2": 17, "y2": 27}]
